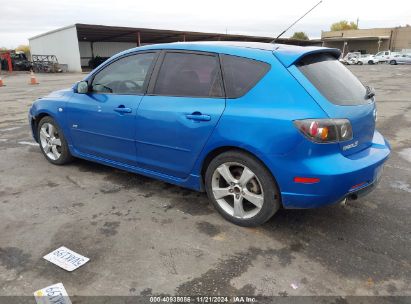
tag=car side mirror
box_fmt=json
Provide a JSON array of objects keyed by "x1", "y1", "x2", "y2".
[{"x1": 77, "y1": 81, "x2": 89, "y2": 94}]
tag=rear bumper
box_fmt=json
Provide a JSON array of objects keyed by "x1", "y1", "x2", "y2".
[{"x1": 275, "y1": 130, "x2": 390, "y2": 209}]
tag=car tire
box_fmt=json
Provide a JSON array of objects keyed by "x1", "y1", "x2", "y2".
[
  {"x1": 368, "y1": 60, "x2": 374, "y2": 64},
  {"x1": 357, "y1": 61, "x2": 363, "y2": 65},
  {"x1": 205, "y1": 150, "x2": 281, "y2": 227},
  {"x1": 37, "y1": 116, "x2": 73, "y2": 165},
  {"x1": 390, "y1": 60, "x2": 397, "y2": 65}
]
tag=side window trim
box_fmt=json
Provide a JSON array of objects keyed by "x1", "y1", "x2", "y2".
[
  {"x1": 146, "y1": 50, "x2": 226, "y2": 99},
  {"x1": 146, "y1": 50, "x2": 166, "y2": 95},
  {"x1": 218, "y1": 54, "x2": 228, "y2": 99},
  {"x1": 89, "y1": 50, "x2": 160, "y2": 96}
]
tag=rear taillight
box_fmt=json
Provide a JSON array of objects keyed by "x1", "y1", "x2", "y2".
[{"x1": 294, "y1": 119, "x2": 353, "y2": 143}]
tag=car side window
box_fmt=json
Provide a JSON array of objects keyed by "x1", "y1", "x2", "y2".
[
  {"x1": 221, "y1": 54, "x2": 270, "y2": 98},
  {"x1": 91, "y1": 52, "x2": 156, "y2": 94},
  {"x1": 153, "y1": 52, "x2": 223, "y2": 98}
]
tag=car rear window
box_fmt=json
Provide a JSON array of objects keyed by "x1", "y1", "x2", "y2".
[
  {"x1": 221, "y1": 55, "x2": 270, "y2": 98},
  {"x1": 297, "y1": 53, "x2": 368, "y2": 105}
]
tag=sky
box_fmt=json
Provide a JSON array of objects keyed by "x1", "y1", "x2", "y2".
[{"x1": 1, "y1": 0, "x2": 410, "y2": 48}]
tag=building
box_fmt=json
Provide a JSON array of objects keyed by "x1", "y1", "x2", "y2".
[
  {"x1": 29, "y1": 23, "x2": 318, "y2": 72},
  {"x1": 321, "y1": 26, "x2": 411, "y2": 56}
]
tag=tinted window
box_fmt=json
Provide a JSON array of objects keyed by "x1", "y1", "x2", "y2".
[
  {"x1": 153, "y1": 52, "x2": 223, "y2": 97},
  {"x1": 92, "y1": 52, "x2": 156, "y2": 94},
  {"x1": 221, "y1": 55, "x2": 270, "y2": 98},
  {"x1": 297, "y1": 53, "x2": 368, "y2": 105}
]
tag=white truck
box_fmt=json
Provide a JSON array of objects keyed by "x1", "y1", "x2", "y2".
[{"x1": 368, "y1": 51, "x2": 399, "y2": 64}]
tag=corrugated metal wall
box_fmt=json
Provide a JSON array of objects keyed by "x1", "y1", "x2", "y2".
[{"x1": 29, "y1": 26, "x2": 82, "y2": 72}]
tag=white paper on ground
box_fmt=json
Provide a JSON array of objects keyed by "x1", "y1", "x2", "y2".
[
  {"x1": 34, "y1": 282, "x2": 72, "y2": 304},
  {"x1": 43, "y1": 246, "x2": 89, "y2": 271}
]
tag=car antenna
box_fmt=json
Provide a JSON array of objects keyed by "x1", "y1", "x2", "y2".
[{"x1": 271, "y1": 0, "x2": 323, "y2": 43}]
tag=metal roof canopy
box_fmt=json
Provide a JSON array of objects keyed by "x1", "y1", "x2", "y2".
[
  {"x1": 322, "y1": 36, "x2": 390, "y2": 42},
  {"x1": 74, "y1": 23, "x2": 315, "y2": 46}
]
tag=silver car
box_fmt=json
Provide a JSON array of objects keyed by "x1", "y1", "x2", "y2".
[{"x1": 389, "y1": 54, "x2": 411, "y2": 65}]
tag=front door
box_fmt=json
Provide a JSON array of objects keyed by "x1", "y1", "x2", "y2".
[
  {"x1": 67, "y1": 52, "x2": 157, "y2": 165},
  {"x1": 136, "y1": 51, "x2": 226, "y2": 178}
]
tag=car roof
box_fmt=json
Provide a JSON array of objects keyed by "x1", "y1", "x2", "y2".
[{"x1": 114, "y1": 41, "x2": 341, "y2": 67}]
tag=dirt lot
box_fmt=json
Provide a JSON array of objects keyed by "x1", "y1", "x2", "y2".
[{"x1": 0, "y1": 65, "x2": 410, "y2": 300}]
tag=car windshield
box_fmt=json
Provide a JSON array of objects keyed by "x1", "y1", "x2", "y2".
[{"x1": 297, "y1": 53, "x2": 369, "y2": 105}]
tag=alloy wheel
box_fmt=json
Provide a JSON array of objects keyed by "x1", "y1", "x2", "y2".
[
  {"x1": 211, "y1": 162, "x2": 264, "y2": 219},
  {"x1": 39, "y1": 122, "x2": 62, "y2": 161}
]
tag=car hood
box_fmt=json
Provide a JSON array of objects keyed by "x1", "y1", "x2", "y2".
[{"x1": 39, "y1": 88, "x2": 73, "y2": 101}]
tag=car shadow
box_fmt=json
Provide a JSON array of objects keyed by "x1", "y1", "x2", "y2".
[{"x1": 69, "y1": 158, "x2": 214, "y2": 216}]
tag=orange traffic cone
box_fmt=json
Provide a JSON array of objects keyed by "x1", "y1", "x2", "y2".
[
  {"x1": 29, "y1": 70, "x2": 39, "y2": 85},
  {"x1": 0, "y1": 76, "x2": 4, "y2": 87}
]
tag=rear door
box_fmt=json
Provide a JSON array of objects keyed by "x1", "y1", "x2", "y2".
[
  {"x1": 135, "y1": 51, "x2": 226, "y2": 178},
  {"x1": 292, "y1": 53, "x2": 376, "y2": 156}
]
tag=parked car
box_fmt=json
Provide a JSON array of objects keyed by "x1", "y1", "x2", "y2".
[
  {"x1": 11, "y1": 51, "x2": 32, "y2": 71},
  {"x1": 386, "y1": 52, "x2": 401, "y2": 62},
  {"x1": 339, "y1": 52, "x2": 361, "y2": 65},
  {"x1": 389, "y1": 54, "x2": 411, "y2": 65},
  {"x1": 0, "y1": 50, "x2": 32, "y2": 71},
  {"x1": 352, "y1": 54, "x2": 374, "y2": 65},
  {"x1": 28, "y1": 42, "x2": 391, "y2": 226}
]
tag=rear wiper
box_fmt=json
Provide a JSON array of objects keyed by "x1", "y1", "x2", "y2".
[{"x1": 365, "y1": 86, "x2": 375, "y2": 99}]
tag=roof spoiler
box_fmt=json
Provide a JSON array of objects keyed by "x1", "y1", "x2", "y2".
[{"x1": 273, "y1": 46, "x2": 341, "y2": 67}]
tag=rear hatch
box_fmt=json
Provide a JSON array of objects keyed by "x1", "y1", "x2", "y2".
[{"x1": 287, "y1": 52, "x2": 376, "y2": 156}]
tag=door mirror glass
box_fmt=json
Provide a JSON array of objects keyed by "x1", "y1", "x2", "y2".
[{"x1": 77, "y1": 81, "x2": 89, "y2": 94}]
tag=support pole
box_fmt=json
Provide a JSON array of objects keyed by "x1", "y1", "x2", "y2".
[
  {"x1": 91, "y1": 42, "x2": 95, "y2": 60},
  {"x1": 137, "y1": 32, "x2": 141, "y2": 47},
  {"x1": 342, "y1": 41, "x2": 348, "y2": 58}
]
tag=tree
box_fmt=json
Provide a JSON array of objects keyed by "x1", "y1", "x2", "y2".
[
  {"x1": 291, "y1": 32, "x2": 309, "y2": 40},
  {"x1": 330, "y1": 20, "x2": 358, "y2": 31},
  {"x1": 16, "y1": 45, "x2": 30, "y2": 57}
]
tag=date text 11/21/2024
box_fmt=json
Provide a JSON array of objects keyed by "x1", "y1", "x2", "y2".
[{"x1": 149, "y1": 296, "x2": 257, "y2": 303}]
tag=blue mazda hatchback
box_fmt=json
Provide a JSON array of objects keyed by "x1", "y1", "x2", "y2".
[{"x1": 29, "y1": 42, "x2": 390, "y2": 226}]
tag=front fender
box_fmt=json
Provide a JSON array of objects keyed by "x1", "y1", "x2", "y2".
[{"x1": 29, "y1": 89, "x2": 74, "y2": 142}]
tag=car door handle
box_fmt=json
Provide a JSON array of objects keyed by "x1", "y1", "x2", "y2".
[
  {"x1": 114, "y1": 106, "x2": 132, "y2": 114},
  {"x1": 185, "y1": 113, "x2": 211, "y2": 121}
]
